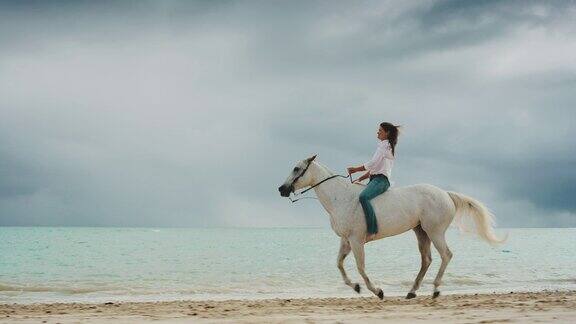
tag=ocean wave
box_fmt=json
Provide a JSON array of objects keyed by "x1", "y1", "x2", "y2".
[
  {"x1": 0, "y1": 283, "x2": 115, "y2": 294},
  {"x1": 540, "y1": 278, "x2": 576, "y2": 284},
  {"x1": 400, "y1": 277, "x2": 483, "y2": 287},
  {"x1": 0, "y1": 282, "x2": 277, "y2": 297}
]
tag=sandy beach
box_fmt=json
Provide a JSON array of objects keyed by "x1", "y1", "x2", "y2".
[{"x1": 1, "y1": 290, "x2": 575, "y2": 323}]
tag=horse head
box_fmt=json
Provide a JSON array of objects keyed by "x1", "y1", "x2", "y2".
[{"x1": 278, "y1": 155, "x2": 317, "y2": 197}]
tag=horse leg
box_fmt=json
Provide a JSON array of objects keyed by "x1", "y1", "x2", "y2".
[
  {"x1": 406, "y1": 225, "x2": 432, "y2": 299},
  {"x1": 429, "y1": 231, "x2": 453, "y2": 298},
  {"x1": 350, "y1": 239, "x2": 384, "y2": 299},
  {"x1": 337, "y1": 238, "x2": 360, "y2": 293}
]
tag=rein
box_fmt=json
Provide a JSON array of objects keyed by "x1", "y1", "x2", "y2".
[{"x1": 289, "y1": 173, "x2": 353, "y2": 203}]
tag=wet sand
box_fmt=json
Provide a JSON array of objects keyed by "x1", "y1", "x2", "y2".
[{"x1": 1, "y1": 290, "x2": 575, "y2": 323}]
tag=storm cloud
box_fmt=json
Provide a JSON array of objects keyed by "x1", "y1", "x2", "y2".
[{"x1": 1, "y1": 0, "x2": 575, "y2": 228}]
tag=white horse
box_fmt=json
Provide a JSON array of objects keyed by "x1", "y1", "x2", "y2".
[{"x1": 278, "y1": 155, "x2": 505, "y2": 299}]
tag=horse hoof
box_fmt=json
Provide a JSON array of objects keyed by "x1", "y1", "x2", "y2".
[
  {"x1": 354, "y1": 283, "x2": 361, "y2": 293},
  {"x1": 433, "y1": 291, "x2": 440, "y2": 299},
  {"x1": 406, "y1": 292, "x2": 416, "y2": 299},
  {"x1": 377, "y1": 289, "x2": 384, "y2": 300}
]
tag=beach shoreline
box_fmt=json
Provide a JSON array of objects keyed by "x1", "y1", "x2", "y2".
[{"x1": 1, "y1": 290, "x2": 575, "y2": 323}]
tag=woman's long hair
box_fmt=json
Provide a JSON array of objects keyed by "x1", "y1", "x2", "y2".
[{"x1": 380, "y1": 122, "x2": 401, "y2": 156}]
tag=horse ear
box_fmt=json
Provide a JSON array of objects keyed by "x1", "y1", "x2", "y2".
[{"x1": 307, "y1": 154, "x2": 317, "y2": 162}]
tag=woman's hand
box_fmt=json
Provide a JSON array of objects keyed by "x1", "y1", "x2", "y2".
[
  {"x1": 347, "y1": 165, "x2": 366, "y2": 175},
  {"x1": 352, "y1": 179, "x2": 363, "y2": 184}
]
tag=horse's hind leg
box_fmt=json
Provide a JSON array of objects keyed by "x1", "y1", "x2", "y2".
[
  {"x1": 406, "y1": 225, "x2": 432, "y2": 299},
  {"x1": 350, "y1": 239, "x2": 384, "y2": 299},
  {"x1": 337, "y1": 238, "x2": 360, "y2": 293},
  {"x1": 429, "y1": 230, "x2": 453, "y2": 298}
]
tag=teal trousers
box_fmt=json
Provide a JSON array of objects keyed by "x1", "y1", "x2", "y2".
[{"x1": 359, "y1": 175, "x2": 390, "y2": 234}]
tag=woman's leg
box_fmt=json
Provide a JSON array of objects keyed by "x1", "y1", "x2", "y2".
[{"x1": 359, "y1": 177, "x2": 389, "y2": 234}]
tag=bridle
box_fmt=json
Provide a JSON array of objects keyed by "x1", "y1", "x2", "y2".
[{"x1": 288, "y1": 160, "x2": 353, "y2": 203}]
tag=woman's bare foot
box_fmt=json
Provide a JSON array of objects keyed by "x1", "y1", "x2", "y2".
[{"x1": 366, "y1": 233, "x2": 376, "y2": 242}]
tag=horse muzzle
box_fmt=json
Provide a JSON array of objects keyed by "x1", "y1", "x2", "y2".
[{"x1": 278, "y1": 184, "x2": 293, "y2": 197}]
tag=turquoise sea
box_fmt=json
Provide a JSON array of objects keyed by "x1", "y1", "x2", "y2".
[{"x1": 0, "y1": 227, "x2": 574, "y2": 304}]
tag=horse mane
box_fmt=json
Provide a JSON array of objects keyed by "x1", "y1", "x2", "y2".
[
  {"x1": 314, "y1": 160, "x2": 367, "y2": 187},
  {"x1": 313, "y1": 161, "x2": 335, "y2": 176}
]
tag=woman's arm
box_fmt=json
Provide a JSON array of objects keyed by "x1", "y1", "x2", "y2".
[
  {"x1": 347, "y1": 165, "x2": 366, "y2": 174},
  {"x1": 354, "y1": 171, "x2": 371, "y2": 183},
  {"x1": 363, "y1": 146, "x2": 384, "y2": 172},
  {"x1": 347, "y1": 143, "x2": 384, "y2": 175}
]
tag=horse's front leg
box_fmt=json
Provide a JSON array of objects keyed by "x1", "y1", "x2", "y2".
[
  {"x1": 350, "y1": 239, "x2": 384, "y2": 299},
  {"x1": 337, "y1": 238, "x2": 361, "y2": 293}
]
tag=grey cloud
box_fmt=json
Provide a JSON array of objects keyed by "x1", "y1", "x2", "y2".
[
  {"x1": 0, "y1": 0, "x2": 575, "y2": 227},
  {"x1": 492, "y1": 159, "x2": 576, "y2": 211}
]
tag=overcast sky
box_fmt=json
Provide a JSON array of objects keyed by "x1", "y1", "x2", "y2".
[{"x1": 1, "y1": 0, "x2": 575, "y2": 228}]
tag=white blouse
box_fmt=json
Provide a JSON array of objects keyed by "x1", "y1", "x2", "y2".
[{"x1": 363, "y1": 139, "x2": 395, "y2": 178}]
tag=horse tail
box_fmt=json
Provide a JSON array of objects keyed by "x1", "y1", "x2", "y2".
[{"x1": 447, "y1": 191, "x2": 507, "y2": 245}]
